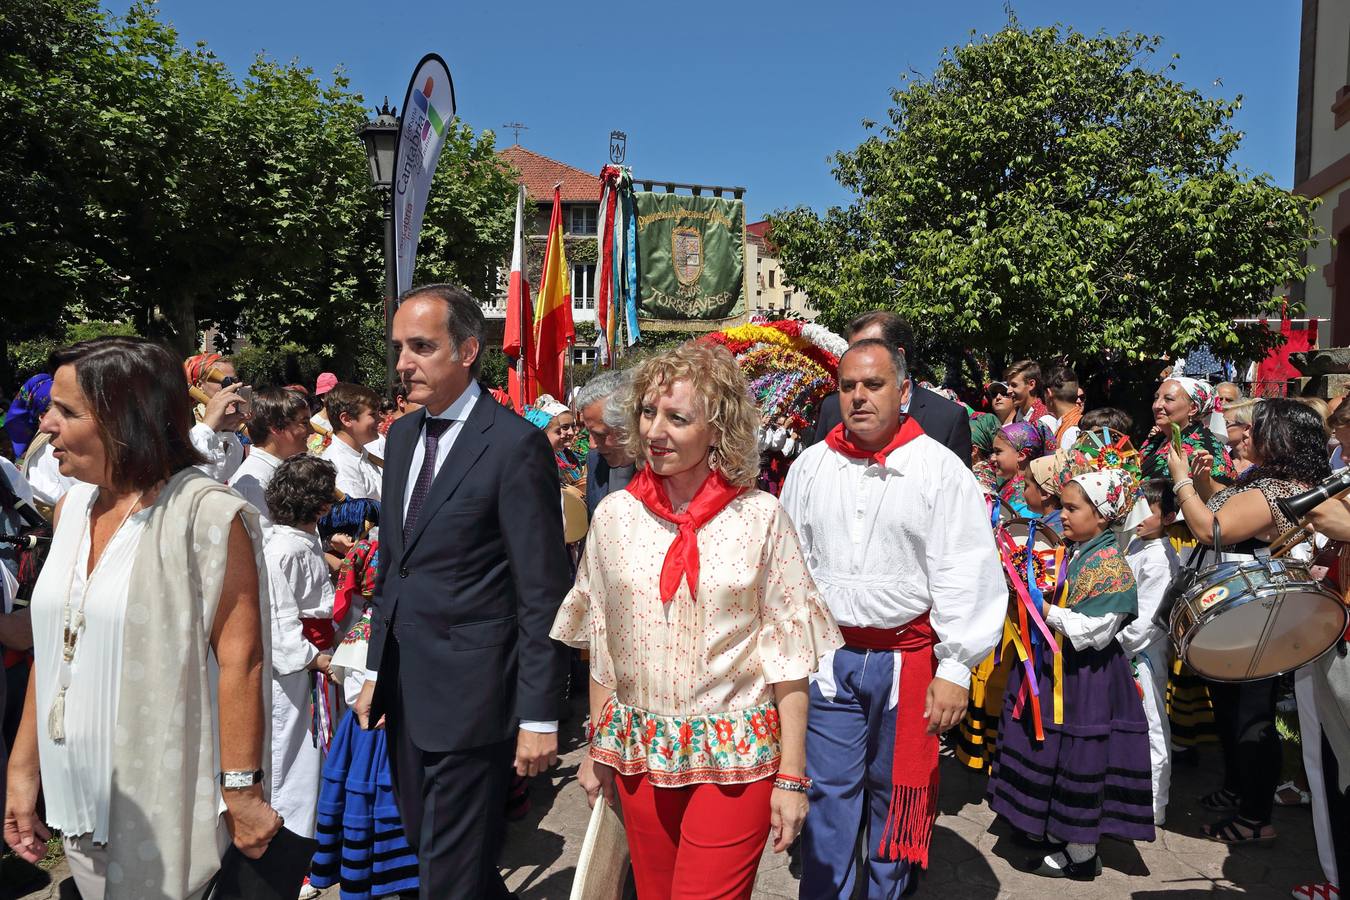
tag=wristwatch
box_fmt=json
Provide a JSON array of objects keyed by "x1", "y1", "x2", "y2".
[{"x1": 219, "y1": 769, "x2": 264, "y2": 791}]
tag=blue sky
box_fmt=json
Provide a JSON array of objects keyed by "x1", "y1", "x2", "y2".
[{"x1": 107, "y1": 0, "x2": 1299, "y2": 222}]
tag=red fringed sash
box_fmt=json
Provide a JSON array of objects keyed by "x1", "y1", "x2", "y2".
[{"x1": 839, "y1": 617, "x2": 940, "y2": 867}]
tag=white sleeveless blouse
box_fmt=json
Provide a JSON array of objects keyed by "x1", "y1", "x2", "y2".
[{"x1": 30, "y1": 482, "x2": 150, "y2": 842}]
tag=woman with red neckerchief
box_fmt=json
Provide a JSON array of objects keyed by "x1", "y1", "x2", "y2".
[{"x1": 551, "y1": 341, "x2": 842, "y2": 900}]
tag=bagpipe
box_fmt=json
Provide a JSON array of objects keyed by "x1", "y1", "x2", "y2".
[{"x1": 320, "y1": 491, "x2": 380, "y2": 543}]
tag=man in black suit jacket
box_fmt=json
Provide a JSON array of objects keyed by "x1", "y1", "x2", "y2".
[
  {"x1": 356, "y1": 285, "x2": 571, "y2": 899},
  {"x1": 806, "y1": 311, "x2": 972, "y2": 466}
]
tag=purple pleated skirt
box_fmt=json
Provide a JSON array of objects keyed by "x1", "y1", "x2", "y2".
[{"x1": 986, "y1": 639, "x2": 1156, "y2": 845}]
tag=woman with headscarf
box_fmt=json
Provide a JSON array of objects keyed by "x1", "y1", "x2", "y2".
[
  {"x1": 4, "y1": 375, "x2": 53, "y2": 461},
  {"x1": 990, "y1": 422, "x2": 1050, "y2": 518},
  {"x1": 183, "y1": 353, "x2": 250, "y2": 483},
  {"x1": 970, "y1": 412, "x2": 1001, "y2": 494},
  {"x1": 987, "y1": 460, "x2": 1155, "y2": 881},
  {"x1": 1141, "y1": 376, "x2": 1235, "y2": 762},
  {"x1": 1140, "y1": 377, "x2": 1235, "y2": 486},
  {"x1": 524, "y1": 395, "x2": 585, "y2": 488}
]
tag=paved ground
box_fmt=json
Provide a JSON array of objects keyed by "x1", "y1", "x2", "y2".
[{"x1": 8, "y1": 731, "x2": 1326, "y2": 900}]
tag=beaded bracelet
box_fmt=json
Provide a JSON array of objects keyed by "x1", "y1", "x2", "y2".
[{"x1": 773, "y1": 777, "x2": 809, "y2": 794}]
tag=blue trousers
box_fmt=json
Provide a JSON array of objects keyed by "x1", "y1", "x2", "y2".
[{"x1": 801, "y1": 647, "x2": 911, "y2": 900}]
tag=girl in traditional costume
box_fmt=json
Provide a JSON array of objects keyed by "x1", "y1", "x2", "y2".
[
  {"x1": 308, "y1": 538, "x2": 419, "y2": 900},
  {"x1": 990, "y1": 422, "x2": 1049, "y2": 518},
  {"x1": 987, "y1": 464, "x2": 1155, "y2": 880}
]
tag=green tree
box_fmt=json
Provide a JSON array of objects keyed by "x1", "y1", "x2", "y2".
[
  {"x1": 769, "y1": 22, "x2": 1320, "y2": 367},
  {"x1": 1, "y1": 0, "x2": 515, "y2": 392}
]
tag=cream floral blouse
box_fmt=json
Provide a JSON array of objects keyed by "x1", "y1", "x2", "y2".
[{"x1": 551, "y1": 487, "x2": 842, "y2": 786}]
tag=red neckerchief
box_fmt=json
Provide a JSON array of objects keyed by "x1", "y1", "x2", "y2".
[
  {"x1": 824, "y1": 415, "x2": 925, "y2": 467},
  {"x1": 625, "y1": 466, "x2": 746, "y2": 604}
]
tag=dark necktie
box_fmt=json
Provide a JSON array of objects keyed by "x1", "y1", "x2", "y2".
[{"x1": 403, "y1": 418, "x2": 454, "y2": 543}]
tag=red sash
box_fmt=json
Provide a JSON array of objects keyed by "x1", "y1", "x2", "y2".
[{"x1": 839, "y1": 615, "x2": 941, "y2": 867}]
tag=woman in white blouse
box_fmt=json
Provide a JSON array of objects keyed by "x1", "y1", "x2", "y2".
[
  {"x1": 4, "y1": 337, "x2": 280, "y2": 900},
  {"x1": 552, "y1": 341, "x2": 841, "y2": 900}
]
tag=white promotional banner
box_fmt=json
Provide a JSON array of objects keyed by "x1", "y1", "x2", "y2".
[{"x1": 393, "y1": 53, "x2": 456, "y2": 296}]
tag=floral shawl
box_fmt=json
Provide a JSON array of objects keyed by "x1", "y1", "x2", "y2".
[
  {"x1": 1065, "y1": 528, "x2": 1138, "y2": 619},
  {"x1": 1140, "y1": 421, "x2": 1236, "y2": 484}
]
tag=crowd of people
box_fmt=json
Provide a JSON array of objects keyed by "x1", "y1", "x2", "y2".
[{"x1": 0, "y1": 287, "x2": 1347, "y2": 900}]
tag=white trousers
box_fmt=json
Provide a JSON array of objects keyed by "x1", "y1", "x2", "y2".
[
  {"x1": 270, "y1": 670, "x2": 323, "y2": 839},
  {"x1": 1297, "y1": 666, "x2": 1339, "y2": 887},
  {"x1": 1135, "y1": 641, "x2": 1172, "y2": 825}
]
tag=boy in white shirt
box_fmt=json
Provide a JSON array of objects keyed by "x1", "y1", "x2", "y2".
[
  {"x1": 320, "y1": 383, "x2": 382, "y2": 501},
  {"x1": 1120, "y1": 478, "x2": 1181, "y2": 825}
]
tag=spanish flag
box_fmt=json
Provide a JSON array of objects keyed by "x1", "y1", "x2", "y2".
[{"x1": 533, "y1": 186, "x2": 574, "y2": 399}]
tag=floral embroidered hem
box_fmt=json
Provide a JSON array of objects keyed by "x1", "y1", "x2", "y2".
[{"x1": 591, "y1": 696, "x2": 783, "y2": 787}]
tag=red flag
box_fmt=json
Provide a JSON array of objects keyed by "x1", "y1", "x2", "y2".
[
  {"x1": 533, "y1": 186, "x2": 574, "y2": 399},
  {"x1": 503, "y1": 186, "x2": 534, "y2": 411}
]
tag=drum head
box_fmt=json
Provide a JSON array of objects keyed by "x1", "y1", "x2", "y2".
[
  {"x1": 1185, "y1": 587, "x2": 1349, "y2": 681},
  {"x1": 562, "y1": 485, "x2": 589, "y2": 544}
]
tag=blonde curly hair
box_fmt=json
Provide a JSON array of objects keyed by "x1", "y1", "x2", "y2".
[{"x1": 622, "y1": 341, "x2": 760, "y2": 488}]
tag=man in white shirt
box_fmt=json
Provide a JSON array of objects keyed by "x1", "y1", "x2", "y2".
[
  {"x1": 228, "y1": 387, "x2": 311, "y2": 528},
  {"x1": 1041, "y1": 365, "x2": 1083, "y2": 450},
  {"x1": 780, "y1": 339, "x2": 1006, "y2": 900},
  {"x1": 320, "y1": 382, "x2": 383, "y2": 501}
]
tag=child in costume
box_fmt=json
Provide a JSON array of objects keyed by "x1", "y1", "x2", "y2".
[
  {"x1": 987, "y1": 461, "x2": 1155, "y2": 880},
  {"x1": 263, "y1": 455, "x2": 338, "y2": 843},
  {"x1": 1120, "y1": 479, "x2": 1181, "y2": 826},
  {"x1": 308, "y1": 538, "x2": 419, "y2": 900},
  {"x1": 990, "y1": 422, "x2": 1049, "y2": 518}
]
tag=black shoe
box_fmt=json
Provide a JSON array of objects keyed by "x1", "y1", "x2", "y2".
[{"x1": 1021, "y1": 852, "x2": 1103, "y2": 881}]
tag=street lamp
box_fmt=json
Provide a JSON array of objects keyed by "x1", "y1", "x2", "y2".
[{"x1": 358, "y1": 98, "x2": 401, "y2": 390}]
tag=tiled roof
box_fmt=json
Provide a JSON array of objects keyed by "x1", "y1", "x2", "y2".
[
  {"x1": 747, "y1": 220, "x2": 778, "y2": 255},
  {"x1": 498, "y1": 145, "x2": 599, "y2": 204}
]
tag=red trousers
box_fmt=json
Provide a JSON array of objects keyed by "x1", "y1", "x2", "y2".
[{"x1": 617, "y1": 772, "x2": 774, "y2": 900}]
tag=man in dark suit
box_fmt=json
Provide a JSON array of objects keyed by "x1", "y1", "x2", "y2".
[
  {"x1": 573, "y1": 369, "x2": 636, "y2": 516},
  {"x1": 806, "y1": 311, "x2": 972, "y2": 466},
  {"x1": 355, "y1": 285, "x2": 571, "y2": 899}
]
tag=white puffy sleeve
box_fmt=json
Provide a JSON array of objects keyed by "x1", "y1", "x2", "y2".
[
  {"x1": 924, "y1": 456, "x2": 1007, "y2": 688},
  {"x1": 755, "y1": 503, "x2": 843, "y2": 684}
]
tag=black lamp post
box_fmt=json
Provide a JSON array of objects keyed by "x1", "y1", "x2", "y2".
[{"x1": 358, "y1": 98, "x2": 401, "y2": 389}]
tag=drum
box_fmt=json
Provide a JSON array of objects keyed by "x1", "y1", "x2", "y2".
[
  {"x1": 562, "y1": 485, "x2": 589, "y2": 544},
  {"x1": 1170, "y1": 557, "x2": 1349, "y2": 682}
]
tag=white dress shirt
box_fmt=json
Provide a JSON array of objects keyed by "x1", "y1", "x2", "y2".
[
  {"x1": 265, "y1": 525, "x2": 334, "y2": 676},
  {"x1": 228, "y1": 446, "x2": 282, "y2": 529},
  {"x1": 189, "y1": 422, "x2": 244, "y2": 482},
  {"x1": 323, "y1": 436, "x2": 382, "y2": 501},
  {"x1": 779, "y1": 432, "x2": 1006, "y2": 689}
]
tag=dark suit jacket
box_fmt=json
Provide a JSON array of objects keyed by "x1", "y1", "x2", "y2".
[
  {"x1": 584, "y1": 449, "x2": 635, "y2": 518},
  {"x1": 366, "y1": 387, "x2": 572, "y2": 752},
  {"x1": 807, "y1": 386, "x2": 973, "y2": 467}
]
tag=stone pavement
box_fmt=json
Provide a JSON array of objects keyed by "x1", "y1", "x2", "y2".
[{"x1": 10, "y1": 733, "x2": 1326, "y2": 900}]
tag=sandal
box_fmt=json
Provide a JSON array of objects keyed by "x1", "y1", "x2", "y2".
[
  {"x1": 1202, "y1": 815, "x2": 1276, "y2": 845},
  {"x1": 1275, "y1": 781, "x2": 1311, "y2": 807},
  {"x1": 1199, "y1": 788, "x2": 1240, "y2": 811},
  {"x1": 1291, "y1": 883, "x2": 1340, "y2": 899}
]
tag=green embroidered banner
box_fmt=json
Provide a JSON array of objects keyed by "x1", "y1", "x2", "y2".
[{"x1": 634, "y1": 193, "x2": 745, "y2": 321}]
